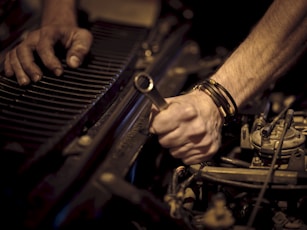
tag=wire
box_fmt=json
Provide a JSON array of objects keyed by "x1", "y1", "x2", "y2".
[{"x1": 247, "y1": 109, "x2": 294, "y2": 227}]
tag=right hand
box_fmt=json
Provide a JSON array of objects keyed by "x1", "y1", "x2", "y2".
[
  {"x1": 149, "y1": 90, "x2": 224, "y2": 165},
  {"x1": 4, "y1": 25, "x2": 93, "y2": 86}
]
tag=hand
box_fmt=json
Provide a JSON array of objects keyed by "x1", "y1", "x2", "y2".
[
  {"x1": 149, "y1": 90, "x2": 224, "y2": 165},
  {"x1": 4, "y1": 25, "x2": 93, "y2": 86}
]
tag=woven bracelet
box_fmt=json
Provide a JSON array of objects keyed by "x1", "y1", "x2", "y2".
[{"x1": 193, "y1": 79, "x2": 238, "y2": 125}]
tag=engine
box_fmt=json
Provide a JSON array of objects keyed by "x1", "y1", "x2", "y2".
[
  {"x1": 92, "y1": 55, "x2": 307, "y2": 230},
  {"x1": 151, "y1": 90, "x2": 307, "y2": 230}
]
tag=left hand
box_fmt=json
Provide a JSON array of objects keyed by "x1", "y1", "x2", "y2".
[{"x1": 4, "y1": 25, "x2": 93, "y2": 86}]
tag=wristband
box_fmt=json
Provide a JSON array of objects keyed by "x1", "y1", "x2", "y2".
[{"x1": 193, "y1": 79, "x2": 238, "y2": 125}]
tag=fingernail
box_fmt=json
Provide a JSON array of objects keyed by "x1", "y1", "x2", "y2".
[
  {"x1": 69, "y1": 56, "x2": 80, "y2": 68},
  {"x1": 54, "y1": 68, "x2": 62, "y2": 76},
  {"x1": 19, "y1": 77, "x2": 30, "y2": 86},
  {"x1": 33, "y1": 74, "x2": 41, "y2": 82}
]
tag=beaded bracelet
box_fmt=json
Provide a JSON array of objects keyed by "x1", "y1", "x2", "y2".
[{"x1": 193, "y1": 79, "x2": 238, "y2": 125}]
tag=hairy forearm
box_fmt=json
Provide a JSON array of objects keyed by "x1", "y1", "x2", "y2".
[
  {"x1": 41, "y1": 0, "x2": 78, "y2": 26},
  {"x1": 211, "y1": 0, "x2": 307, "y2": 109}
]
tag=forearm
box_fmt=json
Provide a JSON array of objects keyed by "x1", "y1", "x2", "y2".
[
  {"x1": 211, "y1": 0, "x2": 307, "y2": 109},
  {"x1": 41, "y1": 0, "x2": 78, "y2": 26}
]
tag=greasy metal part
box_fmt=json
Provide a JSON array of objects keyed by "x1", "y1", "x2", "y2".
[
  {"x1": 240, "y1": 122, "x2": 252, "y2": 149},
  {"x1": 134, "y1": 72, "x2": 168, "y2": 111},
  {"x1": 189, "y1": 165, "x2": 307, "y2": 185},
  {"x1": 292, "y1": 111, "x2": 307, "y2": 135},
  {"x1": 287, "y1": 148, "x2": 306, "y2": 171},
  {"x1": 251, "y1": 99, "x2": 271, "y2": 132},
  {"x1": 251, "y1": 118, "x2": 305, "y2": 159},
  {"x1": 201, "y1": 193, "x2": 235, "y2": 229},
  {"x1": 99, "y1": 172, "x2": 193, "y2": 230},
  {"x1": 261, "y1": 98, "x2": 295, "y2": 137},
  {"x1": 220, "y1": 156, "x2": 251, "y2": 168}
]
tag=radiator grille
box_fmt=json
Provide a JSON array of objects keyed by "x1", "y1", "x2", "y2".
[{"x1": 0, "y1": 20, "x2": 147, "y2": 169}]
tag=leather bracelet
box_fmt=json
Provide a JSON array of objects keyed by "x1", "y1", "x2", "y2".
[{"x1": 193, "y1": 79, "x2": 238, "y2": 125}]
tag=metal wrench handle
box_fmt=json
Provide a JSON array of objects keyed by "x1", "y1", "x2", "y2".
[{"x1": 134, "y1": 72, "x2": 168, "y2": 111}]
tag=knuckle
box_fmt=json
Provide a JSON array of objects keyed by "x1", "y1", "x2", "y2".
[
  {"x1": 15, "y1": 45, "x2": 25, "y2": 57},
  {"x1": 193, "y1": 122, "x2": 206, "y2": 135},
  {"x1": 35, "y1": 42, "x2": 46, "y2": 54},
  {"x1": 158, "y1": 136, "x2": 173, "y2": 149},
  {"x1": 182, "y1": 105, "x2": 198, "y2": 119},
  {"x1": 9, "y1": 51, "x2": 19, "y2": 65},
  {"x1": 36, "y1": 45, "x2": 54, "y2": 67},
  {"x1": 158, "y1": 138, "x2": 168, "y2": 147},
  {"x1": 5, "y1": 51, "x2": 10, "y2": 60}
]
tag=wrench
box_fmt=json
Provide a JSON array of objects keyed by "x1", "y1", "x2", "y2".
[{"x1": 134, "y1": 72, "x2": 168, "y2": 111}]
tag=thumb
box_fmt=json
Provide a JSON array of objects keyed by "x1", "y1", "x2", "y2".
[{"x1": 66, "y1": 29, "x2": 93, "y2": 68}]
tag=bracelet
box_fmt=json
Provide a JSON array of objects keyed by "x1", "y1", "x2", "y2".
[{"x1": 193, "y1": 79, "x2": 238, "y2": 125}]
